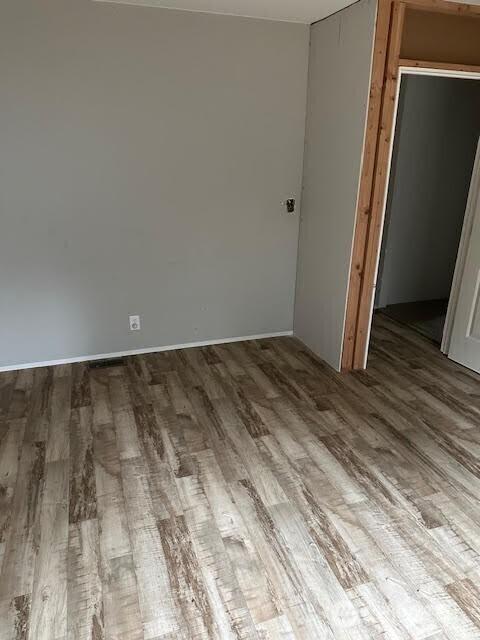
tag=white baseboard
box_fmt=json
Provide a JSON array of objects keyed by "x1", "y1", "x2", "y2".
[{"x1": 0, "y1": 331, "x2": 294, "y2": 373}]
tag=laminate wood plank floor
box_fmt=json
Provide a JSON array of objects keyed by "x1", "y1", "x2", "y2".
[{"x1": 1, "y1": 315, "x2": 480, "y2": 639}]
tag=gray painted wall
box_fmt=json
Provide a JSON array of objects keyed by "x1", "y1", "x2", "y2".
[
  {"x1": 377, "y1": 76, "x2": 480, "y2": 308},
  {"x1": 294, "y1": 0, "x2": 376, "y2": 370},
  {"x1": 0, "y1": 0, "x2": 309, "y2": 368}
]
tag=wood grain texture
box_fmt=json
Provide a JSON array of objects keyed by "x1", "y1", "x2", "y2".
[{"x1": 1, "y1": 317, "x2": 480, "y2": 638}]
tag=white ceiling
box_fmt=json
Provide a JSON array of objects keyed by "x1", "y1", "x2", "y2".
[{"x1": 93, "y1": 0, "x2": 358, "y2": 24}]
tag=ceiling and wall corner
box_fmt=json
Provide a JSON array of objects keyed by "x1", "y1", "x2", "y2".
[
  {"x1": 91, "y1": 0, "x2": 360, "y2": 23},
  {"x1": 92, "y1": 0, "x2": 480, "y2": 25}
]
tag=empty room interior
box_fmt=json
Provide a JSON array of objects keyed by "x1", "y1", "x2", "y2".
[{"x1": 2, "y1": 0, "x2": 480, "y2": 638}]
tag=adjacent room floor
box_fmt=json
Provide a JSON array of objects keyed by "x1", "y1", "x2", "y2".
[
  {"x1": 379, "y1": 298, "x2": 449, "y2": 344},
  {"x1": 1, "y1": 315, "x2": 480, "y2": 639}
]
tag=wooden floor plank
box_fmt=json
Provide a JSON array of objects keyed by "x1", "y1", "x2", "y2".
[
  {"x1": 67, "y1": 519, "x2": 103, "y2": 640},
  {"x1": 28, "y1": 460, "x2": 69, "y2": 640},
  {"x1": 121, "y1": 456, "x2": 180, "y2": 639}
]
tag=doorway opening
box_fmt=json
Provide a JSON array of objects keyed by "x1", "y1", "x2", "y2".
[
  {"x1": 374, "y1": 72, "x2": 480, "y2": 354},
  {"x1": 341, "y1": 0, "x2": 480, "y2": 372}
]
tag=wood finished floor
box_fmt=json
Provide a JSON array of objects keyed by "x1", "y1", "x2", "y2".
[{"x1": 1, "y1": 315, "x2": 480, "y2": 639}]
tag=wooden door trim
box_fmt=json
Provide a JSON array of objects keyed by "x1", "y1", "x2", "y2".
[
  {"x1": 342, "y1": 0, "x2": 480, "y2": 371},
  {"x1": 341, "y1": 0, "x2": 393, "y2": 370},
  {"x1": 402, "y1": 0, "x2": 480, "y2": 14},
  {"x1": 399, "y1": 58, "x2": 480, "y2": 73}
]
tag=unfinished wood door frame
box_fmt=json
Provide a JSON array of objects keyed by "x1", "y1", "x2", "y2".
[{"x1": 342, "y1": 0, "x2": 480, "y2": 371}]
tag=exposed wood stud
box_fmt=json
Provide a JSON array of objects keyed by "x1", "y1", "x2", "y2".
[
  {"x1": 342, "y1": 0, "x2": 394, "y2": 371},
  {"x1": 352, "y1": 0, "x2": 406, "y2": 370}
]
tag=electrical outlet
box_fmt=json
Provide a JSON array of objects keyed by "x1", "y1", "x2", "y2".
[
  {"x1": 129, "y1": 315, "x2": 141, "y2": 331},
  {"x1": 281, "y1": 198, "x2": 296, "y2": 214}
]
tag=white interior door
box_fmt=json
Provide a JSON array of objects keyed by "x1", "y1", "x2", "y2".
[{"x1": 448, "y1": 141, "x2": 480, "y2": 373}]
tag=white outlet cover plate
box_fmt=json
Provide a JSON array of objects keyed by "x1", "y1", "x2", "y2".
[{"x1": 129, "y1": 315, "x2": 141, "y2": 331}]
